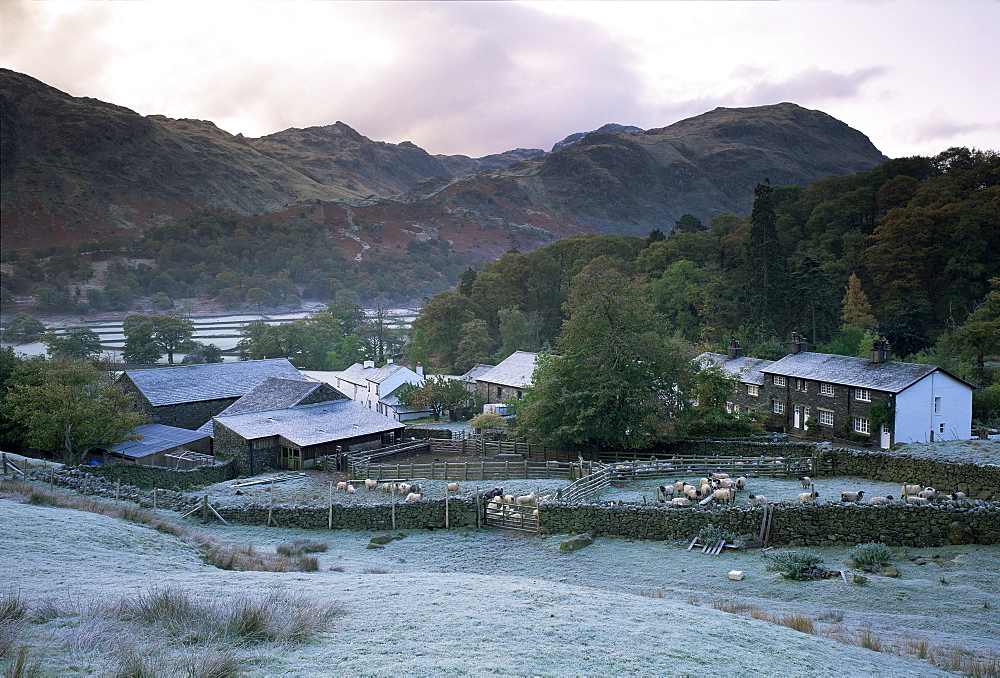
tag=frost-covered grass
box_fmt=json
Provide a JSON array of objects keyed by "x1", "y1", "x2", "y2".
[{"x1": 3, "y1": 480, "x2": 1000, "y2": 677}]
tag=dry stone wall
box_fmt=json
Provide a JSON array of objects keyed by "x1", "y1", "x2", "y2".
[
  {"x1": 537, "y1": 500, "x2": 1000, "y2": 546},
  {"x1": 215, "y1": 499, "x2": 481, "y2": 531}
]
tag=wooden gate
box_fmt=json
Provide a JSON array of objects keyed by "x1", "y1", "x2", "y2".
[{"x1": 484, "y1": 501, "x2": 539, "y2": 532}]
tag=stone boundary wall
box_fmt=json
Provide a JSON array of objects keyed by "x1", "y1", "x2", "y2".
[
  {"x1": 215, "y1": 499, "x2": 481, "y2": 531},
  {"x1": 86, "y1": 460, "x2": 236, "y2": 490},
  {"x1": 537, "y1": 500, "x2": 1000, "y2": 546},
  {"x1": 821, "y1": 448, "x2": 1000, "y2": 500}
]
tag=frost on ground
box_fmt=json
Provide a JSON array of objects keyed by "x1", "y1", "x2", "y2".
[{"x1": 4, "y1": 498, "x2": 998, "y2": 677}]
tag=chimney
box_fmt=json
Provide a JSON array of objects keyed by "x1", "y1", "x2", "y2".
[
  {"x1": 416, "y1": 362, "x2": 424, "y2": 377},
  {"x1": 363, "y1": 360, "x2": 375, "y2": 369},
  {"x1": 727, "y1": 338, "x2": 743, "y2": 360},
  {"x1": 387, "y1": 357, "x2": 394, "y2": 365},
  {"x1": 870, "y1": 340, "x2": 891, "y2": 364},
  {"x1": 787, "y1": 332, "x2": 809, "y2": 355}
]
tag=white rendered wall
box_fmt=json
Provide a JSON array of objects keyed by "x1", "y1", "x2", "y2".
[{"x1": 894, "y1": 371, "x2": 972, "y2": 443}]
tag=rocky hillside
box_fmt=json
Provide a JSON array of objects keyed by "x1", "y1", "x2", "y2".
[{"x1": 1, "y1": 68, "x2": 887, "y2": 255}]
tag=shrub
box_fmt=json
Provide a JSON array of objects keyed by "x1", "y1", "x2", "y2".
[
  {"x1": 469, "y1": 412, "x2": 507, "y2": 430},
  {"x1": 849, "y1": 542, "x2": 893, "y2": 570},
  {"x1": 766, "y1": 551, "x2": 829, "y2": 580}
]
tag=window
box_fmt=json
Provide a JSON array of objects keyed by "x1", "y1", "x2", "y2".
[
  {"x1": 747, "y1": 384, "x2": 759, "y2": 397},
  {"x1": 854, "y1": 388, "x2": 871, "y2": 402},
  {"x1": 773, "y1": 375, "x2": 786, "y2": 387},
  {"x1": 794, "y1": 378, "x2": 808, "y2": 392},
  {"x1": 934, "y1": 396, "x2": 941, "y2": 414},
  {"x1": 819, "y1": 382, "x2": 835, "y2": 396},
  {"x1": 726, "y1": 402, "x2": 734, "y2": 413},
  {"x1": 853, "y1": 417, "x2": 870, "y2": 434},
  {"x1": 939, "y1": 422, "x2": 945, "y2": 434},
  {"x1": 772, "y1": 400, "x2": 785, "y2": 414},
  {"x1": 818, "y1": 410, "x2": 834, "y2": 426}
]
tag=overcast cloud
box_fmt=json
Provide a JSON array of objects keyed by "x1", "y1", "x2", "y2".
[{"x1": 1, "y1": 0, "x2": 997, "y2": 158}]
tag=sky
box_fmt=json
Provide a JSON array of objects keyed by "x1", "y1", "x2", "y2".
[{"x1": 1, "y1": 0, "x2": 998, "y2": 159}]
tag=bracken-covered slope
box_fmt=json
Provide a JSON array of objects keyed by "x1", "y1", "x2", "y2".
[{"x1": 1, "y1": 67, "x2": 888, "y2": 256}]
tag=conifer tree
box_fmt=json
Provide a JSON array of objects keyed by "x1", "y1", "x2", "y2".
[{"x1": 841, "y1": 273, "x2": 875, "y2": 329}]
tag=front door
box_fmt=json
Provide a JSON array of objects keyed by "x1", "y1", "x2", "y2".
[
  {"x1": 880, "y1": 425, "x2": 891, "y2": 449},
  {"x1": 793, "y1": 406, "x2": 802, "y2": 429}
]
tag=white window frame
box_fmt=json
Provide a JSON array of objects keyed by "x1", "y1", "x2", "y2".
[
  {"x1": 773, "y1": 375, "x2": 786, "y2": 387},
  {"x1": 818, "y1": 409, "x2": 834, "y2": 426},
  {"x1": 794, "y1": 378, "x2": 808, "y2": 392},
  {"x1": 819, "y1": 382, "x2": 835, "y2": 396},
  {"x1": 853, "y1": 417, "x2": 870, "y2": 434},
  {"x1": 854, "y1": 388, "x2": 871, "y2": 402},
  {"x1": 747, "y1": 384, "x2": 759, "y2": 397},
  {"x1": 772, "y1": 400, "x2": 785, "y2": 414},
  {"x1": 939, "y1": 422, "x2": 945, "y2": 434},
  {"x1": 934, "y1": 396, "x2": 941, "y2": 414}
]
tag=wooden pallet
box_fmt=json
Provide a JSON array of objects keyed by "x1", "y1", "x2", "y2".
[{"x1": 687, "y1": 536, "x2": 728, "y2": 555}]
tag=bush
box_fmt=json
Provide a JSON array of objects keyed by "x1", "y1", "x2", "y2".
[
  {"x1": 849, "y1": 542, "x2": 893, "y2": 570},
  {"x1": 469, "y1": 412, "x2": 507, "y2": 430},
  {"x1": 766, "y1": 551, "x2": 830, "y2": 580}
]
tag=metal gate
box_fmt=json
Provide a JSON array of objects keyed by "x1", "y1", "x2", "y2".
[{"x1": 484, "y1": 500, "x2": 539, "y2": 532}]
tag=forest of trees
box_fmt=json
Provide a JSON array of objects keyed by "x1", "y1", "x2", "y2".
[
  {"x1": 406, "y1": 148, "x2": 1000, "y2": 434},
  {"x1": 0, "y1": 210, "x2": 483, "y2": 314}
]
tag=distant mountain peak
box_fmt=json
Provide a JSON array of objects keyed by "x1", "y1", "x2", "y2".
[{"x1": 551, "y1": 123, "x2": 645, "y2": 152}]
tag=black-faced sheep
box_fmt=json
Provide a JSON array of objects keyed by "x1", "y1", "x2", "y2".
[
  {"x1": 748, "y1": 494, "x2": 767, "y2": 505},
  {"x1": 797, "y1": 489, "x2": 820, "y2": 503},
  {"x1": 482, "y1": 487, "x2": 505, "y2": 501},
  {"x1": 868, "y1": 495, "x2": 894, "y2": 504},
  {"x1": 798, "y1": 476, "x2": 812, "y2": 489},
  {"x1": 840, "y1": 490, "x2": 865, "y2": 502}
]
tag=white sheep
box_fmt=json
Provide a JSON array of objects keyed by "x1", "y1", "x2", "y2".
[
  {"x1": 840, "y1": 490, "x2": 864, "y2": 502},
  {"x1": 868, "y1": 495, "x2": 894, "y2": 504},
  {"x1": 405, "y1": 492, "x2": 422, "y2": 502},
  {"x1": 346, "y1": 484, "x2": 356, "y2": 494},
  {"x1": 918, "y1": 488, "x2": 937, "y2": 500},
  {"x1": 381, "y1": 482, "x2": 393, "y2": 493},
  {"x1": 797, "y1": 489, "x2": 820, "y2": 503},
  {"x1": 713, "y1": 488, "x2": 735, "y2": 504},
  {"x1": 798, "y1": 476, "x2": 812, "y2": 489},
  {"x1": 710, "y1": 472, "x2": 730, "y2": 481},
  {"x1": 670, "y1": 497, "x2": 692, "y2": 506},
  {"x1": 735, "y1": 476, "x2": 747, "y2": 491},
  {"x1": 336, "y1": 481, "x2": 348, "y2": 491},
  {"x1": 949, "y1": 491, "x2": 967, "y2": 501},
  {"x1": 674, "y1": 480, "x2": 686, "y2": 494},
  {"x1": 748, "y1": 494, "x2": 767, "y2": 505},
  {"x1": 503, "y1": 494, "x2": 515, "y2": 504},
  {"x1": 446, "y1": 482, "x2": 460, "y2": 493},
  {"x1": 700, "y1": 483, "x2": 712, "y2": 497},
  {"x1": 718, "y1": 478, "x2": 735, "y2": 489},
  {"x1": 398, "y1": 483, "x2": 411, "y2": 495},
  {"x1": 515, "y1": 491, "x2": 538, "y2": 506},
  {"x1": 364, "y1": 478, "x2": 378, "y2": 490},
  {"x1": 906, "y1": 495, "x2": 930, "y2": 505},
  {"x1": 684, "y1": 485, "x2": 699, "y2": 500},
  {"x1": 902, "y1": 484, "x2": 922, "y2": 496}
]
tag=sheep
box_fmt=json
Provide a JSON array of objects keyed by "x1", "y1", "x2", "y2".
[
  {"x1": 446, "y1": 482, "x2": 460, "y2": 493},
  {"x1": 798, "y1": 476, "x2": 812, "y2": 489},
  {"x1": 657, "y1": 485, "x2": 675, "y2": 502},
  {"x1": 539, "y1": 495, "x2": 552, "y2": 502},
  {"x1": 684, "y1": 485, "x2": 699, "y2": 500},
  {"x1": 346, "y1": 484, "x2": 356, "y2": 494},
  {"x1": 364, "y1": 478, "x2": 378, "y2": 490},
  {"x1": 503, "y1": 494, "x2": 515, "y2": 504},
  {"x1": 700, "y1": 483, "x2": 712, "y2": 497},
  {"x1": 718, "y1": 478, "x2": 735, "y2": 489},
  {"x1": 748, "y1": 494, "x2": 767, "y2": 505},
  {"x1": 397, "y1": 483, "x2": 411, "y2": 495},
  {"x1": 710, "y1": 472, "x2": 730, "y2": 481},
  {"x1": 482, "y1": 487, "x2": 505, "y2": 501},
  {"x1": 902, "y1": 484, "x2": 923, "y2": 497},
  {"x1": 949, "y1": 491, "x2": 967, "y2": 501},
  {"x1": 405, "y1": 492, "x2": 423, "y2": 502},
  {"x1": 670, "y1": 497, "x2": 692, "y2": 506},
  {"x1": 840, "y1": 490, "x2": 865, "y2": 502},
  {"x1": 698, "y1": 477, "x2": 711, "y2": 488},
  {"x1": 735, "y1": 476, "x2": 747, "y2": 491},
  {"x1": 515, "y1": 492, "x2": 538, "y2": 506},
  {"x1": 674, "y1": 480, "x2": 686, "y2": 494},
  {"x1": 713, "y1": 488, "x2": 735, "y2": 504},
  {"x1": 797, "y1": 489, "x2": 820, "y2": 503},
  {"x1": 906, "y1": 495, "x2": 931, "y2": 505},
  {"x1": 409, "y1": 483, "x2": 423, "y2": 495},
  {"x1": 868, "y1": 495, "x2": 894, "y2": 504},
  {"x1": 336, "y1": 481, "x2": 348, "y2": 491},
  {"x1": 918, "y1": 488, "x2": 937, "y2": 500},
  {"x1": 381, "y1": 482, "x2": 394, "y2": 493}
]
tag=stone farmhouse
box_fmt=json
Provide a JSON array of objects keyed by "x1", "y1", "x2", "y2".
[
  {"x1": 316, "y1": 360, "x2": 429, "y2": 421},
  {"x1": 698, "y1": 337, "x2": 974, "y2": 448},
  {"x1": 475, "y1": 351, "x2": 539, "y2": 403},
  {"x1": 117, "y1": 358, "x2": 304, "y2": 430},
  {"x1": 212, "y1": 376, "x2": 405, "y2": 473}
]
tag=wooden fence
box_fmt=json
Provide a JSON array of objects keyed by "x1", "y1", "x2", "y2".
[
  {"x1": 484, "y1": 500, "x2": 540, "y2": 532},
  {"x1": 604, "y1": 454, "x2": 817, "y2": 481},
  {"x1": 351, "y1": 459, "x2": 580, "y2": 482}
]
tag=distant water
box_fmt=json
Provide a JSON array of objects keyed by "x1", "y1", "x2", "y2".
[{"x1": 2, "y1": 307, "x2": 417, "y2": 362}]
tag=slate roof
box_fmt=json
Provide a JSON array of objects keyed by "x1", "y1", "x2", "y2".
[
  {"x1": 761, "y1": 352, "x2": 969, "y2": 393},
  {"x1": 214, "y1": 399, "x2": 405, "y2": 447},
  {"x1": 215, "y1": 377, "x2": 347, "y2": 417},
  {"x1": 696, "y1": 353, "x2": 774, "y2": 386},
  {"x1": 477, "y1": 351, "x2": 539, "y2": 389},
  {"x1": 105, "y1": 424, "x2": 210, "y2": 460},
  {"x1": 122, "y1": 359, "x2": 303, "y2": 407},
  {"x1": 336, "y1": 362, "x2": 408, "y2": 386},
  {"x1": 459, "y1": 363, "x2": 495, "y2": 383}
]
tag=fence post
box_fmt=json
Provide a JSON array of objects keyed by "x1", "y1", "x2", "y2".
[
  {"x1": 391, "y1": 483, "x2": 396, "y2": 531},
  {"x1": 445, "y1": 485, "x2": 450, "y2": 529},
  {"x1": 153, "y1": 488, "x2": 158, "y2": 511},
  {"x1": 202, "y1": 495, "x2": 209, "y2": 523},
  {"x1": 328, "y1": 481, "x2": 333, "y2": 530}
]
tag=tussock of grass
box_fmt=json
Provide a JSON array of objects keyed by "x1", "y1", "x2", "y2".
[
  {"x1": 0, "y1": 589, "x2": 27, "y2": 622},
  {"x1": 817, "y1": 609, "x2": 845, "y2": 622},
  {"x1": 362, "y1": 567, "x2": 390, "y2": 574},
  {"x1": 858, "y1": 628, "x2": 884, "y2": 652},
  {"x1": 779, "y1": 613, "x2": 815, "y2": 634},
  {"x1": 638, "y1": 588, "x2": 664, "y2": 598},
  {"x1": 3, "y1": 644, "x2": 43, "y2": 678},
  {"x1": 182, "y1": 647, "x2": 244, "y2": 678},
  {"x1": 849, "y1": 542, "x2": 893, "y2": 571},
  {"x1": 276, "y1": 538, "x2": 329, "y2": 557}
]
